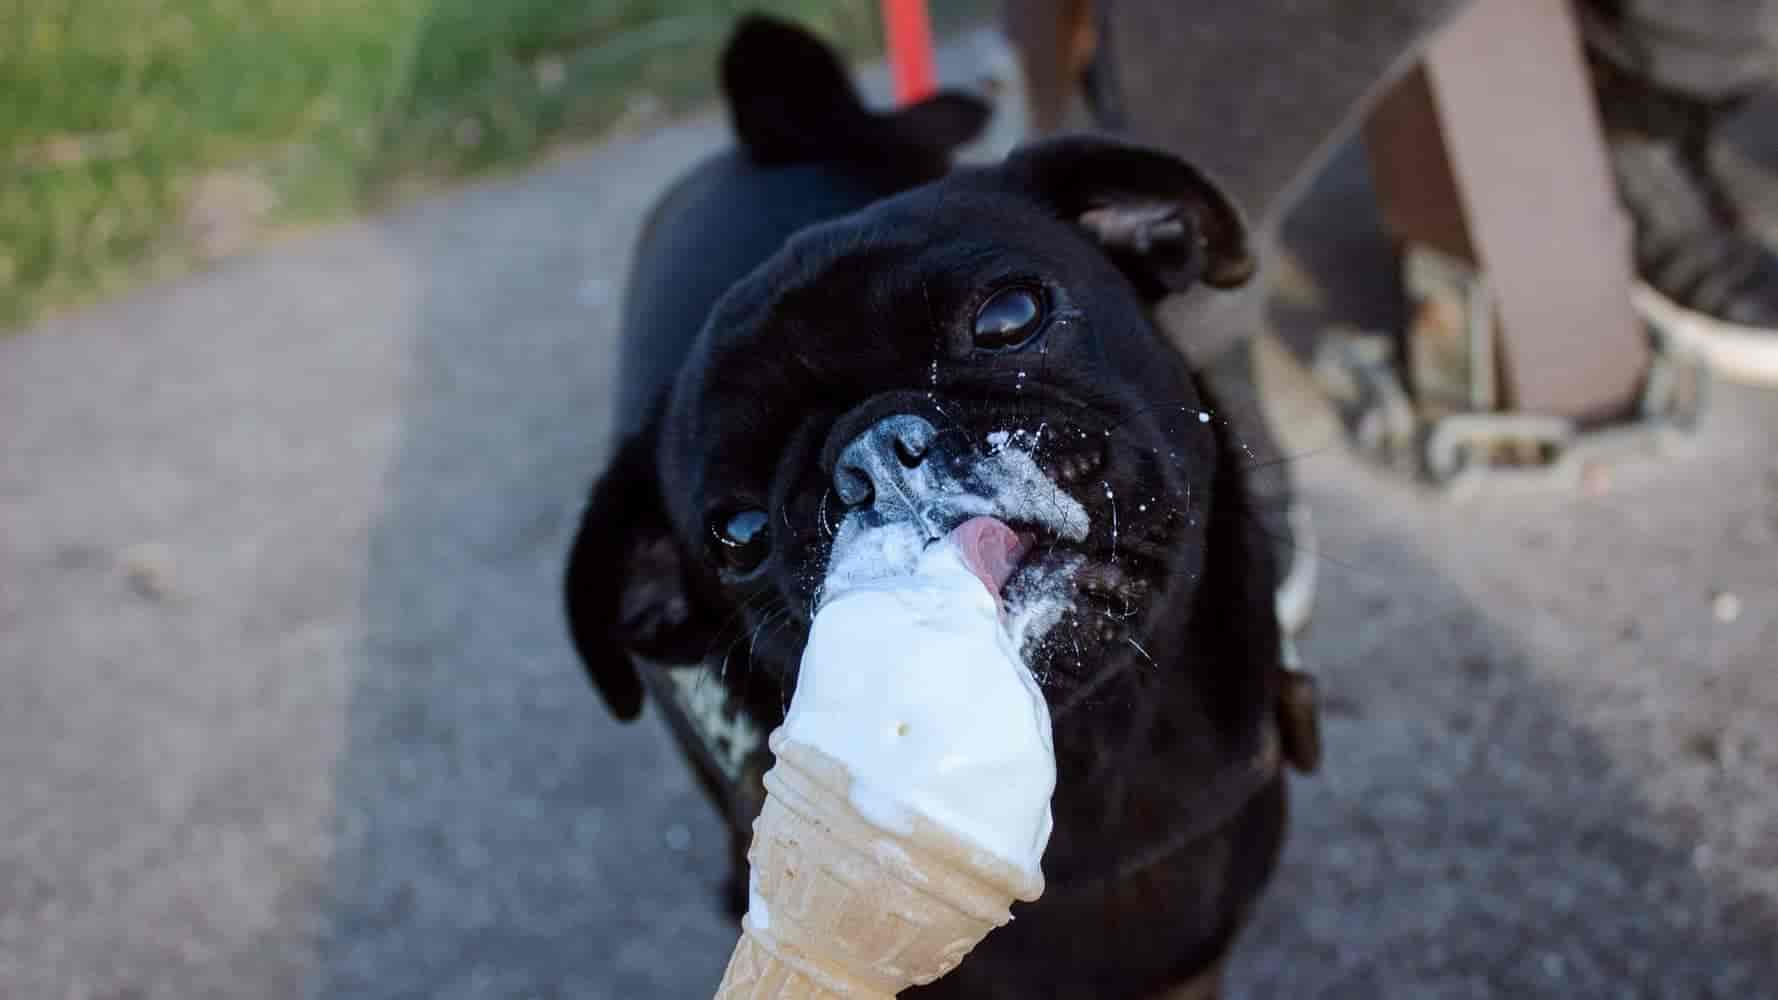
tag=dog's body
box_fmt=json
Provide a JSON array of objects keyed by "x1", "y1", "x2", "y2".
[{"x1": 567, "y1": 18, "x2": 1316, "y2": 998}]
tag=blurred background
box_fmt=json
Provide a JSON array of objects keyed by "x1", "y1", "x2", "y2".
[
  {"x1": 3, "y1": 2, "x2": 1777, "y2": 998},
  {"x1": 2, "y1": 1, "x2": 986, "y2": 329}
]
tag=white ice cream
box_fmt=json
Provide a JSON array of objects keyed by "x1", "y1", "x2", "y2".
[{"x1": 778, "y1": 531, "x2": 1057, "y2": 880}]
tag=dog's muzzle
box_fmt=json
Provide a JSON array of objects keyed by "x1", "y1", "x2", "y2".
[{"x1": 830, "y1": 414, "x2": 957, "y2": 536}]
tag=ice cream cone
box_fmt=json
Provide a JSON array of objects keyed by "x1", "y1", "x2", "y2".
[{"x1": 714, "y1": 732, "x2": 1045, "y2": 998}]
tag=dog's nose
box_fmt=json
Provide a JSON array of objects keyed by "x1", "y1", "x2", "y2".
[{"x1": 833, "y1": 414, "x2": 936, "y2": 507}]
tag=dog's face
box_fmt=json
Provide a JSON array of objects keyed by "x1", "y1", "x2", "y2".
[{"x1": 569, "y1": 138, "x2": 1257, "y2": 736}]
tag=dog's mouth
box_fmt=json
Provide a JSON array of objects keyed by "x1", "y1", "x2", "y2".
[
  {"x1": 948, "y1": 515, "x2": 1034, "y2": 609},
  {"x1": 815, "y1": 416, "x2": 1185, "y2": 698},
  {"x1": 980, "y1": 420, "x2": 1183, "y2": 698}
]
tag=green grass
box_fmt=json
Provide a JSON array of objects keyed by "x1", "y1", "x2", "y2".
[{"x1": 1, "y1": 0, "x2": 931, "y2": 329}]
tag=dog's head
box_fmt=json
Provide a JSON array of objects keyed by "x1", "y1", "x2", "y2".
[{"x1": 569, "y1": 134, "x2": 1258, "y2": 738}]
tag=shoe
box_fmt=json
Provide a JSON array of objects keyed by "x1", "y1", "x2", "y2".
[
  {"x1": 1593, "y1": 59, "x2": 1778, "y2": 386},
  {"x1": 1200, "y1": 339, "x2": 1318, "y2": 637}
]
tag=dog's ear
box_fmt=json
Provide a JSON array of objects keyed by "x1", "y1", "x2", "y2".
[
  {"x1": 720, "y1": 14, "x2": 989, "y2": 168},
  {"x1": 563, "y1": 426, "x2": 720, "y2": 721},
  {"x1": 887, "y1": 91, "x2": 994, "y2": 153},
  {"x1": 1006, "y1": 136, "x2": 1255, "y2": 296}
]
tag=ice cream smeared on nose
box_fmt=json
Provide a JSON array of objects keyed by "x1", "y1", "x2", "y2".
[{"x1": 779, "y1": 517, "x2": 1057, "y2": 879}]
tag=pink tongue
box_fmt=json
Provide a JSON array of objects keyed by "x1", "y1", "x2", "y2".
[{"x1": 947, "y1": 517, "x2": 1032, "y2": 601}]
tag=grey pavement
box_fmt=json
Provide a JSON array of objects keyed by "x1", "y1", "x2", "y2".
[{"x1": 5, "y1": 35, "x2": 1778, "y2": 1000}]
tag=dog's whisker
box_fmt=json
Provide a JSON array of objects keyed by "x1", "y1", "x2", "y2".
[
  {"x1": 1103, "y1": 480, "x2": 1119, "y2": 564},
  {"x1": 1126, "y1": 635, "x2": 1155, "y2": 668},
  {"x1": 1052, "y1": 645, "x2": 1139, "y2": 722},
  {"x1": 700, "y1": 586, "x2": 790, "y2": 673},
  {"x1": 1086, "y1": 401, "x2": 1218, "y2": 435},
  {"x1": 748, "y1": 611, "x2": 782, "y2": 661},
  {"x1": 1220, "y1": 500, "x2": 1382, "y2": 583},
  {"x1": 926, "y1": 399, "x2": 977, "y2": 448},
  {"x1": 1237, "y1": 443, "x2": 1336, "y2": 473},
  {"x1": 701, "y1": 608, "x2": 757, "y2": 667},
  {"x1": 712, "y1": 593, "x2": 781, "y2": 694}
]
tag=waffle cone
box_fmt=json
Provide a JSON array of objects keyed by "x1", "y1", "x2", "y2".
[{"x1": 714, "y1": 733, "x2": 1044, "y2": 998}]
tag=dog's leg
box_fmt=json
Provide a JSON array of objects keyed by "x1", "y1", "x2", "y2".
[{"x1": 723, "y1": 831, "x2": 750, "y2": 920}]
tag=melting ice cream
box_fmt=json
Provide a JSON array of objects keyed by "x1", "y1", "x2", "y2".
[{"x1": 778, "y1": 517, "x2": 1058, "y2": 881}]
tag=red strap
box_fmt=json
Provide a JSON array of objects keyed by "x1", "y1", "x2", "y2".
[{"x1": 882, "y1": 0, "x2": 937, "y2": 104}]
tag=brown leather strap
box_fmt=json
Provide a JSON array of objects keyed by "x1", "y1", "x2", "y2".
[{"x1": 1277, "y1": 665, "x2": 1323, "y2": 774}]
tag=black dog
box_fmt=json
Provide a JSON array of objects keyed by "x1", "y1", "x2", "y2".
[{"x1": 566, "y1": 17, "x2": 1319, "y2": 998}]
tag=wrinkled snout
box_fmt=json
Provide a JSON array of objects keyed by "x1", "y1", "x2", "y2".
[
  {"x1": 829, "y1": 413, "x2": 989, "y2": 540},
  {"x1": 832, "y1": 414, "x2": 937, "y2": 507},
  {"x1": 821, "y1": 401, "x2": 1096, "y2": 549}
]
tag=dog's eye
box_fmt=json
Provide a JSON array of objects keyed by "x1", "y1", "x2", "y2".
[
  {"x1": 972, "y1": 286, "x2": 1045, "y2": 350},
  {"x1": 710, "y1": 507, "x2": 771, "y2": 572}
]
